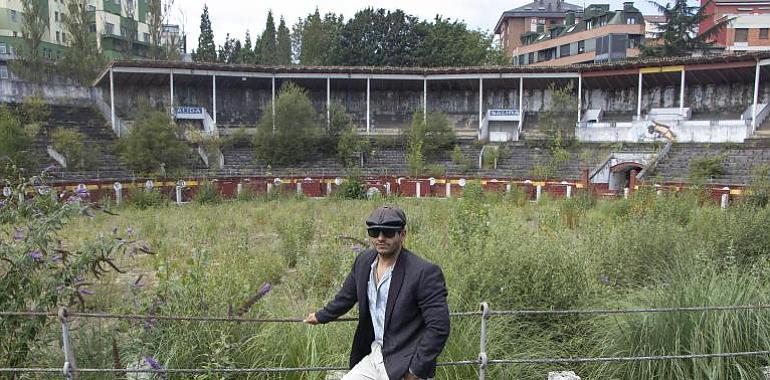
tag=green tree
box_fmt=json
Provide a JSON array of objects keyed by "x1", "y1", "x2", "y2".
[
  {"x1": 293, "y1": 9, "x2": 343, "y2": 65},
  {"x1": 405, "y1": 111, "x2": 456, "y2": 158},
  {"x1": 259, "y1": 11, "x2": 277, "y2": 64},
  {"x1": 218, "y1": 33, "x2": 236, "y2": 63},
  {"x1": 0, "y1": 106, "x2": 33, "y2": 169},
  {"x1": 50, "y1": 128, "x2": 93, "y2": 171},
  {"x1": 120, "y1": 1, "x2": 138, "y2": 59},
  {"x1": 539, "y1": 82, "x2": 577, "y2": 139},
  {"x1": 252, "y1": 82, "x2": 322, "y2": 164},
  {"x1": 19, "y1": 0, "x2": 48, "y2": 62},
  {"x1": 334, "y1": 8, "x2": 426, "y2": 66},
  {"x1": 239, "y1": 31, "x2": 257, "y2": 63},
  {"x1": 60, "y1": 0, "x2": 105, "y2": 84},
  {"x1": 642, "y1": 0, "x2": 730, "y2": 57},
  {"x1": 118, "y1": 106, "x2": 190, "y2": 173},
  {"x1": 276, "y1": 16, "x2": 292, "y2": 65},
  {"x1": 417, "y1": 17, "x2": 505, "y2": 66},
  {"x1": 194, "y1": 5, "x2": 217, "y2": 62},
  {"x1": 147, "y1": 0, "x2": 177, "y2": 60}
]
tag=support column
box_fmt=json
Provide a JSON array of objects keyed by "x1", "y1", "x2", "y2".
[
  {"x1": 272, "y1": 75, "x2": 276, "y2": 134},
  {"x1": 519, "y1": 77, "x2": 524, "y2": 132},
  {"x1": 109, "y1": 69, "x2": 116, "y2": 136},
  {"x1": 366, "y1": 77, "x2": 371, "y2": 134},
  {"x1": 637, "y1": 71, "x2": 643, "y2": 119},
  {"x1": 679, "y1": 69, "x2": 686, "y2": 116},
  {"x1": 326, "y1": 77, "x2": 331, "y2": 129},
  {"x1": 478, "y1": 77, "x2": 484, "y2": 131},
  {"x1": 169, "y1": 69, "x2": 174, "y2": 110},
  {"x1": 577, "y1": 74, "x2": 582, "y2": 125},
  {"x1": 423, "y1": 78, "x2": 427, "y2": 122},
  {"x1": 212, "y1": 75, "x2": 217, "y2": 125},
  {"x1": 753, "y1": 61, "x2": 760, "y2": 131}
]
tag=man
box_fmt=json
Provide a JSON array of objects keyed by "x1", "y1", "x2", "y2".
[{"x1": 304, "y1": 205, "x2": 450, "y2": 380}]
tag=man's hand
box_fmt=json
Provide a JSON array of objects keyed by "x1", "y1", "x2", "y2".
[
  {"x1": 404, "y1": 371, "x2": 420, "y2": 380},
  {"x1": 303, "y1": 312, "x2": 319, "y2": 325}
]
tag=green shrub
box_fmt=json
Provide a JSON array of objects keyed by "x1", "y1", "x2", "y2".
[
  {"x1": 20, "y1": 95, "x2": 49, "y2": 125},
  {"x1": 482, "y1": 146, "x2": 499, "y2": 169},
  {"x1": 50, "y1": 128, "x2": 95, "y2": 171},
  {"x1": 406, "y1": 139, "x2": 424, "y2": 177},
  {"x1": 405, "y1": 111, "x2": 456, "y2": 159},
  {"x1": 337, "y1": 125, "x2": 369, "y2": 168},
  {"x1": 253, "y1": 83, "x2": 322, "y2": 165},
  {"x1": 127, "y1": 188, "x2": 168, "y2": 209},
  {"x1": 118, "y1": 106, "x2": 190, "y2": 174},
  {"x1": 689, "y1": 154, "x2": 725, "y2": 181},
  {"x1": 194, "y1": 181, "x2": 221, "y2": 204},
  {"x1": 337, "y1": 170, "x2": 366, "y2": 199},
  {"x1": 0, "y1": 106, "x2": 33, "y2": 168}
]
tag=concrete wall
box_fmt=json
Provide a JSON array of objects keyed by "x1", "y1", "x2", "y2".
[
  {"x1": 583, "y1": 83, "x2": 769, "y2": 113},
  {"x1": 0, "y1": 79, "x2": 93, "y2": 105},
  {"x1": 102, "y1": 77, "x2": 769, "y2": 132},
  {"x1": 577, "y1": 121, "x2": 752, "y2": 143}
]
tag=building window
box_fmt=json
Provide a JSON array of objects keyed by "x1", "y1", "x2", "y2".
[
  {"x1": 10, "y1": 10, "x2": 17, "y2": 22},
  {"x1": 560, "y1": 43, "x2": 571, "y2": 57},
  {"x1": 54, "y1": 11, "x2": 59, "y2": 22},
  {"x1": 626, "y1": 17, "x2": 636, "y2": 24},
  {"x1": 735, "y1": 28, "x2": 749, "y2": 42},
  {"x1": 578, "y1": 40, "x2": 585, "y2": 54},
  {"x1": 105, "y1": 22, "x2": 115, "y2": 35},
  {"x1": 0, "y1": 43, "x2": 6, "y2": 54},
  {"x1": 0, "y1": 66, "x2": 8, "y2": 79},
  {"x1": 143, "y1": 32, "x2": 150, "y2": 42},
  {"x1": 62, "y1": 32, "x2": 67, "y2": 43},
  {"x1": 89, "y1": 23, "x2": 96, "y2": 33},
  {"x1": 761, "y1": 28, "x2": 769, "y2": 39},
  {"x1": 12, "y1": 31, "x2": 17, "y2": 37},
  {"x1": 528, "y1": 52, "x2": 535, "y2": 63},
  {"x1": 56, "y1": 31, "x2": 60, "y2": 42}
]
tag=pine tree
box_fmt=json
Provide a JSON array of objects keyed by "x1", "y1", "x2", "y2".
[
  {"x1": 643, "y1": 0, "x2": 729, "y2": 57},
  {"x1": 259, "y1": 10, "x2": 277, "y2": 65},
  {"x1": 195, "y1": 5, "x2": 217, "y2": 62},
  {"x1": 276, "y1": 16, "x2": 292, "y2": 65}
]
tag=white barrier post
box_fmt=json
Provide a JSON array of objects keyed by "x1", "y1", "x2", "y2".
[
  {"x1": 624, "y1": 187, "x2": 630, "y2": 199},
  {"x1": 237, "y1": 183, "x2": 243, "y2": 196},
  {"x1": 416, "y1": 181, "x2": 421, "y2": 198},
  {"x1": 536, "y1": 185, "x2": 542, "y2": 202},
  {"x1": 566, "y1": 185, "x2": 572, "y2": 199},
  {"x1": 446, "y1": 182, "x2": 451, "y2": 198}
]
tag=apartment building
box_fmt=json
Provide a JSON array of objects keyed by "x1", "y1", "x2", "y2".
[
  {"x1": 512, "y1": 3, "x2": 645, "y2": 66},
  {"x1": 700, "y1": 0, "x2": 770, "y2": 52},
  {"x1": 494, "y1": 0, "x2": 584, "y2": 56},
  {"x1": 0, "y1": 0, "x2": 183, "y2": 63}
]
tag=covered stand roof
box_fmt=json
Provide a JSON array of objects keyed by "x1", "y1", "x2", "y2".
[{"x1": 93, "y1": 51, "x2": 770, "y2": 89}]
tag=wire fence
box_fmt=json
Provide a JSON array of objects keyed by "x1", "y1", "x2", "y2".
[{"x1": 2, "y1": 303, "x2": 770, "y2": 379}]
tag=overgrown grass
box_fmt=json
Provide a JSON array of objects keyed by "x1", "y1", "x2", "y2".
[{"x1": 13, "y1": 193, "x2": 770, "y2": 379}]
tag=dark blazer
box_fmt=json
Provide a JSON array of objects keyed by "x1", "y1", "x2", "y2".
[{"x1": 315, "y1": 248, "x2": 450, "y2": 379}]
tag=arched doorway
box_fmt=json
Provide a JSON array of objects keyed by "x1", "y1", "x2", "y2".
[{"x1": 609, "y1": 162, "x2": 644, "y2": 191}]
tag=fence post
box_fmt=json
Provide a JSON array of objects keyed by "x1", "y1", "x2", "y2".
[
  {"x1": 58, "y1": 307, "x2": 78, "y2": 380},
  {"x1": 479, "y1": 302, "x2": 489, "y2": 380}
]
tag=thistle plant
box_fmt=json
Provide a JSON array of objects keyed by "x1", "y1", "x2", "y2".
[{"x1": 0, "y1": 167, "x2": 153, "y2": 369}]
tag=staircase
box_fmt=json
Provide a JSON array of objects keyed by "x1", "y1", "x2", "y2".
[{"x1": 653, "y1": 143, "x2": 770, "y2": 185}]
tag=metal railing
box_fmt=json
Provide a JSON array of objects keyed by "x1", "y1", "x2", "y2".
[{"x1": 3, "y1": 303, "x2": 770, "y2": 379}]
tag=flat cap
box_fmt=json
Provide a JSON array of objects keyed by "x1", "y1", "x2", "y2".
[{"x1": 365, "y1": 205, "x2": 407, "y2": 229}]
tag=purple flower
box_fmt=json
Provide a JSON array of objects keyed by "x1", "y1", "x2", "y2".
[
  {"x1": 144, "y1": 356, "x2": 167, "y2": 379},
  {"x1": 126, "y1": 226, "x2": 133, "y2": 236},
  {"x1": 29, "y1": 250, "x2": 43, "y2": 262},
  {"x1": 78, "y1": 288, "x2": 94, "y2": 295},
  {"x1": 12, "y1": 228, "x2": 24, "y2": 241},
  {"x1": 258, "y1": 282, "x2": 272, "y2": 298}
]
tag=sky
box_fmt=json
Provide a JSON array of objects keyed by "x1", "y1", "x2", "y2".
[{"x1": 173, "y1": 1, "x2": 673, "y2": 52}]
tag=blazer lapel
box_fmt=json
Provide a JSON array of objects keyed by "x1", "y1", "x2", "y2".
[
  {"x1": 359, "y1": 251, "x2": 377, "y2": 318},
  {"x1": 384, "y1": 249, "x2": 407, "y2": 332}
]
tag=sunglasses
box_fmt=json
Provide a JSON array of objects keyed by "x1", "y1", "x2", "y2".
[{"x1": 367, "y1": 228, "x2": 400, "y2": 238}]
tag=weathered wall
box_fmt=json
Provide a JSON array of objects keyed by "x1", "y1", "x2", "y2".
[
  {"x1": 583, "y1": 83, "x2": 770, "y2": 113},
  {"x1": 104, "y1": 78, "x2": 770, "y2": 130},
  {"x1": 0, "y1": 79, "x2": 93, "y2": 105}
]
